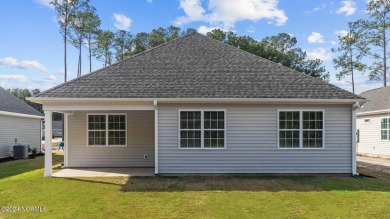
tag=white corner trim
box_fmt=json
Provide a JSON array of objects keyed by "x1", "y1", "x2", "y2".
[
  {"x1": 0, "y1": 110, "x2": 43, "y2": 119},
  {"x1": 64, "y1": 114, "x2": 69, "y2": 167},
  {"x1": 352, "y1": 103, "x2": 358, "y2": 176},
  {"x1": 154, "y1": 100, "x2": 158, "y2": 175}
]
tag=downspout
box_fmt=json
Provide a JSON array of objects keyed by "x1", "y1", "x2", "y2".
[
  {"x1": 154, "y1": 100, "x2": 158, "y2": 175},
  {"x1": 352, "y1": 102, "x2": 360, "y2": 176}
]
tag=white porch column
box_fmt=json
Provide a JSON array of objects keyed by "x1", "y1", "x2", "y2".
[
  {"x1": 44, "y1": 110, "x2": 53, "y2": 177},
  {"x1": 154, "y1": 100, "x2": 158, "y2": 175}
]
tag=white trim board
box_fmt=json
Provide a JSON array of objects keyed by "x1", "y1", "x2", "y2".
[
  {"x1": 28, "y1": 97, "x2": 366, "y2": 104},
  {"x1": 357, "y1": 109, "x2": 390, "y2": 116},
  {"x1": 0, "y1": 110, "x2": 43, "y2": 119}
]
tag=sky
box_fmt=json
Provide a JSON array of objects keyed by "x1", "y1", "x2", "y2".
[{"x1": 0, "y1": 0, "x2": 384, "y2": 94}]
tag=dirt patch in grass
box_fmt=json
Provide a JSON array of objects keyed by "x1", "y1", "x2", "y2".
[{"x1": 121, "y1": 175, "x2": 324, "y2": 192}]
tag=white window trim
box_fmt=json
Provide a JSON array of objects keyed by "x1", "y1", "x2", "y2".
[
  {"x1": 178, "y1": 109, "x2": 226, "y2": 150},
  {"x1": 87, "y1": 113, "x2": 127, "y2": 147},
  {"x1": 380, "y1": 117, "x2": 390, "y2": 141},
  {"x1": 277, "y1": 109, "x2": 325, "y2": 150}
]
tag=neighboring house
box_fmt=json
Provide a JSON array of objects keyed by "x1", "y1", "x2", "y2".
[
  {"x1": 356, "y1": 87, "x2": 390, "y2": 158},
  {"x1": 0, "y1": 86, "x2": 43, "y2": 158},
  {"x1": 42, "y1": 120, "x2": 63, "y2": 138},
  {"x1": 29, "y1": 33, "x2": 365, "y2": 177}
]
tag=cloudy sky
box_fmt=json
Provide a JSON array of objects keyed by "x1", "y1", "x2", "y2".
[{"x1": 0, "y1": 0, "x2": 383, "y2": 93}]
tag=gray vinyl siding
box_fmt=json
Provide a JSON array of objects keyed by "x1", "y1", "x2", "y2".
[
  {"x1": 158, "y1": 103, "x2": 353, "y2": 174},
  {"x1": 0, "y1": 115, "x2": 41, "y2": 158},
  {"x1": 357, "y1": 113, "x2": 390, "y2": 158},
  {"x1": 67, "y1": 111, "x2": 154, "y2": 167}
]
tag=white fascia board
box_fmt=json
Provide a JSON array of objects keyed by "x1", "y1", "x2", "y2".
[
  {"x1": 28, "y1": 97, "x2": 366, "y2": 105},
  {"x1": 42, "y1": 103, "x2": 155, "y2": 111},
  {"x1": 0, "y1": 110, "x2": 44, "y2": 119},
  {"x1": 357, "y1": 109, "x2": 390, "y2": 116}
]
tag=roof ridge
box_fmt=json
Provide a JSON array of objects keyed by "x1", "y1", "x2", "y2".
[
  {"x1": 35, "y1": 32, "x2": 199, "y2": 97},
  {"x1": 359, "y1": 85, "x2": 388, "y2": 95}
]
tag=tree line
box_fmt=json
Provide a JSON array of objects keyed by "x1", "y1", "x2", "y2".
[
  {"x1": 332, "y1": 0, "x2": 390, "y2": 94},
  {"x1": 51, "y1": 0, "x2": 331, "y2": 82}
]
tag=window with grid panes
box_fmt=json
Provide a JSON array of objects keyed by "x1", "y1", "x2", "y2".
[
  {"x1": 302, "y1": 111, "x2": 323, "y2": 148},
  {"x1": 279, "y1": 111, "x2": 300, "y2": 148},
  {"x1": 204, "y1": 111, "x2": 225, "y2": 148},
  {"x1": 179, "y1": 110, "x2": 225, "y2": 148},
  {"x1": 381, "y1": 118, "x2": 390, "y2": 140},
  {"x1": 278, "y1": 111, "x2": 324, "y2": 149},
  {"x1": 88, "y1": 114, "x2": 126, "y2": 146},
  {"x1": 180, "y1": 111, "x2": 202, "y2": 148}
]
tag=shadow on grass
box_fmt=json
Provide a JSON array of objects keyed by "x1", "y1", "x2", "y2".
[
  {"x1": 57, "y1": 167, "x2": 390, "y2": 192},
  {"x1": 0, "y1": 153, "x2": 63, "y2": 179}
]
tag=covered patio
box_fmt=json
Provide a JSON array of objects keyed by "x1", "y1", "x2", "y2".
[
  {"x1": 38, "y1": 99, "x2": 159, "y2": 177},
  {"x1": 53, "y1": 167, "x2": 155, "y2": 177}
]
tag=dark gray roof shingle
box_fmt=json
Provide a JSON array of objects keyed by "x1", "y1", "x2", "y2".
[
  {"x1": 0, "y1": 86, "x2": 43, "y2": 116},
  {"x1": 357, "y1": 86, "x2": 390, "y2": 113},
  {"x1": 36, "y1": 33, "x2": 362, "y2": 100}
]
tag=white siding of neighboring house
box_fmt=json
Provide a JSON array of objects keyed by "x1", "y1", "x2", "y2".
[
  {"x1": 357, "y1": 113, "x2": 390, "y2": 158},
  {"x1": 158, "y1": 103, "x2": 353, "y2": 174},
  {"x1": 67, "y1": 111, "x2": 155, "y2": 167},
  {"x1": 0, "y1": 115, "x2": 41, "y2": 158}
]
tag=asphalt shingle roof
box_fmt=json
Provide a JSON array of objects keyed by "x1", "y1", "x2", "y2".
[
  {"x1": 36, "y1": 33, "x2": 362, "y2": 100},
  {"x1": 357, "y1": 86, "x2": 390, "y2": 113},
  {"x1": 0, "y1": 86, "x2": 43, "y2": 116}
]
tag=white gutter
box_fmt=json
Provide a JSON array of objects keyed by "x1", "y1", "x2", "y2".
[
  {"x1": 27, "y1": 97, "x2": 366, "y2": 104},
  {"x1": 0, "y1": 110, "x2": 44, "y2": 119},
  {"x1": 154, "y1": 100, "x2": 158, "y2": 175}
]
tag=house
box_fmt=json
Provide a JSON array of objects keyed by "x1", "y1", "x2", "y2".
[
  {"x1": 356, "y1": 86, "x2": 390, "y2": 158},
  {"x1": 0, "y1": 86, "x2": 43, "y2": 158},
  {"x1": 42, "y1": 120, "x2": 63, "y2": 138},
  {"x1": 29, "y1": 33, "x2": 365, "y2": 177}
]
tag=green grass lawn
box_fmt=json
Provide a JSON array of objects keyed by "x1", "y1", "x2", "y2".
[{"x1": 1, "y1": 154, "x2": 390, "y2": 219}]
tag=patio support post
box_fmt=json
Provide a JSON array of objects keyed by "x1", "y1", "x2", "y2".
[{"x1": 44, "y1": 110, "x2": 53, "y2": 177}]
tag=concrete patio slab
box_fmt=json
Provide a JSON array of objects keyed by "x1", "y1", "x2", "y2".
[
  {"x1": 53, "y1": 167, "x2": 155, "y2": 177},
  {"x1": 357, "y1": 156, "x2": 390, "y2": 174}
]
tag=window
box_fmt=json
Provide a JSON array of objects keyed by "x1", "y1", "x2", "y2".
[
  {"x1": 180, "y1": 111, "x2": 201, "y2": 148},
  {"x1": 88, "y1": 114, "x2": 126, "y2": 146},
  {"x1": 279, "y1": 111, "x2": 300, "y2": 148},
  {"x1": 381, "y1": 118, "x2": 390, "y2": 140},
  {"x1": 302, "y1": 111, "x2": 323, "y2": 148},
  {"x1": 88, "y1": 115, "x2": 106, "y2": 146},
  {"x1": 278, "y1": 110, "x2": 324, "y2": 149},
  {"x1": 179, "y1": 110, "x2": 225, "y2": 149},
  {"x1": 204, "y1": 111, "x2": 225, "y2": 148}
]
